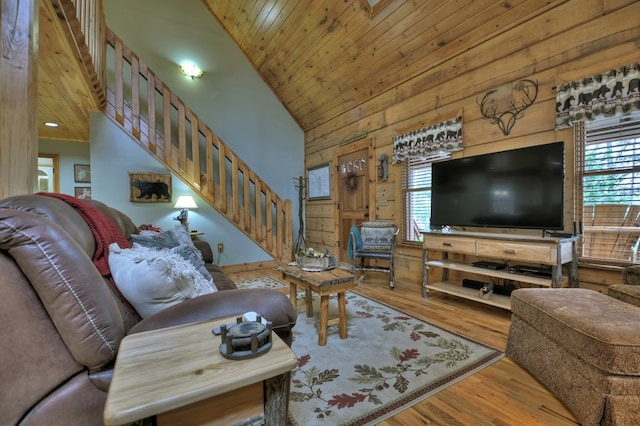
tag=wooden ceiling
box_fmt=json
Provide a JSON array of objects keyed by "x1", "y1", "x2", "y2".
[
  {"x1": 37, "y1": 0, "x2": 566, "y2": 141},
  {"x1": 38, "y1": 0, "x2": 99, "y2": 142},
  {"x1": 202, "y1": 0, "x2": 564, "y2": 132}
]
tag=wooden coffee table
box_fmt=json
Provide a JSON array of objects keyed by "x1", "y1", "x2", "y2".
[
  {"x1": 279, "y1": 265, "x2": 357, "y2": 346},
  {"x1": 103, "y1": 315, "x2": 297, "y2": 426}
]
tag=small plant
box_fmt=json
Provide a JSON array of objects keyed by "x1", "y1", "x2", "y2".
[{"x1": 301, "y1": 247, "x2": 327, "y2": 258}]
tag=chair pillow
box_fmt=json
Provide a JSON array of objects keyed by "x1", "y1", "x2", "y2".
[
  {"x1": 131, "y1": 226, "x2": 212, "y2": 281},
  {"x1": 360, "y1": 222, "x2": 395, "y2": 250},
  {"x1": 108, "y1": 243, "x2": 217, "y2": 318}
]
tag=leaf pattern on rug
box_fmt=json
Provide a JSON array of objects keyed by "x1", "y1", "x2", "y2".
[
  {"x1": 235, "y1": 277, "x2": 287, "y2": 289},
  {"x1": 290, "y1": 294, "x2": 475, "y2": 422}
]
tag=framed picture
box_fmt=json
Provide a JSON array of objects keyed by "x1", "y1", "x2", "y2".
[
  {"x1": 129, "y1": 172, "x2": 172, "y2": 203},
  {"x1": 307, "y1": 162, "x2": 332, "y2": 200},
  {"x1": 74, "y1": 164, "x2": 91, "y2": 183},
  {"x1": 74, "y1": 187, "x2": 92, "y2": 200}
]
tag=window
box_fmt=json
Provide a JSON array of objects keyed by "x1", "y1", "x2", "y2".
[
  {"x1": 402, "y1": 158, "x2": 432, "y2": 242},
  {"x1": 577, "y1": 113, "x2": 640, "y2": 264}
]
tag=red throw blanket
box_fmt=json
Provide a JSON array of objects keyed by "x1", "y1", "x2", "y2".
[{"x1": 39, "y1": 193, "x2": 140, "y2": 319}]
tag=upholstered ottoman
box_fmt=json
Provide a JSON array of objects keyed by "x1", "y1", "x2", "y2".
[
  {"x1": 506, "y1": 288, "x2": 640, "y2": 426},
  {"x1": 608, "y1": 265, "x2": 640, "y2": 308}
]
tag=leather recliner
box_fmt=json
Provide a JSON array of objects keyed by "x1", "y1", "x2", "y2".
[{"x1": 0, "y1": 194, "x2": 297, "y2": 425}]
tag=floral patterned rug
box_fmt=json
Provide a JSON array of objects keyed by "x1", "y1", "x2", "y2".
[
  {"x1": 237, "y1": 278, "x2": 504, "y2": 426},
  {"x1": 235, "y1": 276, "x2": 288, "y2": 290}
]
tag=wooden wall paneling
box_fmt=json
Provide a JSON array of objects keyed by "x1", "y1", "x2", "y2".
[
  {"x1": 603, "y1": 0, "x2": 640, "y2": 13},
  {"x1": 554, "y1": 41, "x2": 640, "y2": 84},
  {"x1": 301, "y1": 1, "x2": 640, "y2": 292},
  {"x1": 299, "y1": 0, "x2": 534, "y2": 123},
  {"x1": 305, "y1": 217, "x2": 334, "y2": 233},
  {"x1": 304, "y1": 150, "x2": 334, "y2": 169},
  {"x1": 374, "y1": 181, "x2": 395, "y2": 220},
  {"x1": 579, "y1": 266, "x2": 623, "y2": 288},
  {"x1": 302, "y1": 0, "x2": 573, "y2": 130},
  {"x1": 305, "y1": 202, "x2": 335, "y2": 219},
  {"x1": 306, "y1": 0, "x2": 634, "y2": 142},
  {"x1": 309, "y1": 23, "x2": 640, "y2": 169},
  {"x1": 302, "y1": 0, "x2": 565, "y2": 128},
  {"x1": 305, "y1": 229, "x2": 334, "y2": 250}
]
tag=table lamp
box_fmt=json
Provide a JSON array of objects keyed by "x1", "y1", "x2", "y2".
[{"x1": 173, "y1": 195, "x2": 198, "y2": 230}]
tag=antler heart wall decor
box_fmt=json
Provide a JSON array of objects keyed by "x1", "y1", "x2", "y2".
[{"x1": 477, "y1": 79, "x2": 538, "y2": 136}]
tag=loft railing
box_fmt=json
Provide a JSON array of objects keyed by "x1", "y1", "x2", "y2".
[
  {"x1": 55, "y1": 0, "x2": 107, "y2": 107},
  {"x1": 104, "y1": 29, "x2": 292, "y2": 262}
]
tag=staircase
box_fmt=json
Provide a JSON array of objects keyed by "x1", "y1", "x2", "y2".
[
  {"x1": 103, "y1": 30, "x2": 292, "y2": 262},
  {"x1": 53, "y1": 0, "x2": 293, "y2": 262}
]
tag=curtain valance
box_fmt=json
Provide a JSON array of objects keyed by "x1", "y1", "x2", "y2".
[
  {"x1": 392, "y1": 116, "x2": 463, "y2": 163},
  {"x1": 555, "y1": 63, "x2": 640, "y2": 129}
]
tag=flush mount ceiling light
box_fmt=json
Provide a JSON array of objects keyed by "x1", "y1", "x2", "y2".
[
  {"x1": 44, "y1": 121, "x2": 59, "y2": 127},
  {"x1": 179, "y1": 63, "x2": 204, "y2": 79}
]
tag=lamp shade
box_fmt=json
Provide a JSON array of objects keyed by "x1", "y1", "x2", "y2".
[{"x1": 174, "y1": 195, "x2": 198, "y2": 209}]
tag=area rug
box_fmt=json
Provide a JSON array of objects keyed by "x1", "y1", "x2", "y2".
[
  {"x1": 236, "y1": 277, "x2": 504, "y2": 425},
  {"x1": 235, "y1": 276, "x2": 288, "y2": 289}
]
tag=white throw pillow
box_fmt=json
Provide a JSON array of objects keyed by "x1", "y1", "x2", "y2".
[
  {"x1": 130, "y1": 226, "x2": 213, "y2": 282},
  {"x1": 108, "y1": 243, "x2": 217, "y2": 318}
]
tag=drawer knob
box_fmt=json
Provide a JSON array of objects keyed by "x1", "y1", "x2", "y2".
[
  {"x1": 443, "y1": 242, "x2": 453, "y2": 247},
  {"x1": 504, "y1": 249, "x2": 517, "y2": 254}
]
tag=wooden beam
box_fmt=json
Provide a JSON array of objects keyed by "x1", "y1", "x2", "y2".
[{"x1": 1, "y1": 0, "x2": 38, "y2": 197}]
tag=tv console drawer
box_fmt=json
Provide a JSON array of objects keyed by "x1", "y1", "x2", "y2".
[
  {"x1": 423, "y1": 236, "x2": 476, "y2": 255},
  {"x1": 477, "y1": 241, "x2": 554, "y2": 263}
]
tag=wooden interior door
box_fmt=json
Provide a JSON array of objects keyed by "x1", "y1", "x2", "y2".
[{"x1": 336, "y1": 143, "x2": 371, "y2": 261}]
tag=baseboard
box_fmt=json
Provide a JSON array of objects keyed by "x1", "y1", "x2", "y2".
[{"x1": 220, "y1": 259, "x2": 280, "y2": 274}]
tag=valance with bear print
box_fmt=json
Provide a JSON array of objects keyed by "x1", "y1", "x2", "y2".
[
  {"x1": 392, "y1": 116, "x2": 463, "y2": 163},
  {"x1": 555, "y1": 63, "x2": 640, "y2": 129}
]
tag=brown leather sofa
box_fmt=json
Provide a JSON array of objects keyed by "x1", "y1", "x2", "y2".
[{"x1": 0, "y1": 194, "x2": 297, "y2": 426}]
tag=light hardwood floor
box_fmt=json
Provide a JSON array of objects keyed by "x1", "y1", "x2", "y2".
[{"x1": 226, "y1": 268, "x2": 580, "y2": 426}]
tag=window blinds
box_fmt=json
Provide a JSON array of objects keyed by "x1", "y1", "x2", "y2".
[
  {"x1": 579, "y1": 114, "x2": 640, "y2": 263},
  {"x1": 402, "y1": 158, "x2": 432, "y2": 242}
]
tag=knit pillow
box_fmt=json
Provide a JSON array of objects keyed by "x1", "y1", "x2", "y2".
[
  {"x1": 131, "y1": 226, "x2": 212, "y2": 281},
  {"x1": 108, "y1": 243, "x2": 217, "y2": 318},
  {"x1": 360, "y1": 222, "x2": 395, "y2": 250}
]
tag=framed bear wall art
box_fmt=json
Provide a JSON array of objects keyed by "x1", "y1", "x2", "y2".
[{"x1": 129, "y1": 172, "x2": 172, "y2": 203}]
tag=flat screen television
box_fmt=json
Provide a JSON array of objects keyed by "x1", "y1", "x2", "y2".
[{"x1": 431, "y1": 141, "x2": 565, "y2": 230}]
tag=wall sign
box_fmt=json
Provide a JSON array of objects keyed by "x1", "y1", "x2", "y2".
[{"x1": 307, "y1": 163, "x2": 332, "y2": 200}]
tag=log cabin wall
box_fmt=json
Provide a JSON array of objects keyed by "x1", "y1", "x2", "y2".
[{"x1": 303, "y1": 0, "x2": 640, "y2": 293}]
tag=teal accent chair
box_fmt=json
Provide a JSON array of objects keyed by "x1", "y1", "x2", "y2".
[{"x1": 349, "y1": 221, "x2": 398, "y2": 288}]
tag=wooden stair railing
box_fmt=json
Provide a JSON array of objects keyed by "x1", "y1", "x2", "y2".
[{"x1": 104, "y1": 29, "x2": 292, "y2": 262}]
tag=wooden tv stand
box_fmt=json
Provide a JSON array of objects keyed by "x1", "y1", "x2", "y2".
[{"x1": 421, "y1": 231, "x2": 579, "y2": 310}]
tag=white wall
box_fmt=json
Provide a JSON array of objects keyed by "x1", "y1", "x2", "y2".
[
  {"x1": 103, "y1": 0, "x2": 304, "y2": 232},
  {"x1": 90, "y1": 112, "x2": 270, "y2": 265}
]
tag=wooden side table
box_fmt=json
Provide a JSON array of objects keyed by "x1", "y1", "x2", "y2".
[
  {"x1": 279, "y1": 265, "x2": 356, "y2": 346},
  {"x1": 103, "y1": 316, "x2": 297, "y2": 426}
]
